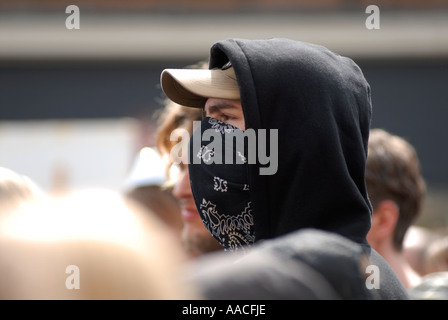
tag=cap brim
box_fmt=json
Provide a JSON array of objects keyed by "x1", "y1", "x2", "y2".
[{"x1": 160, "y1": 68, "x2": 240, "y2": 108}]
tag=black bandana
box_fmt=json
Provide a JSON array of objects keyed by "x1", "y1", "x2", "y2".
[{"x1": 188, "y1": 117, "x2": 254, "y2": 251}]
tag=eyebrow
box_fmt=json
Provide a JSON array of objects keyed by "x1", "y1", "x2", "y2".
[{"x1": 205, "y1": 103, "x2": 240, "y2": 114}]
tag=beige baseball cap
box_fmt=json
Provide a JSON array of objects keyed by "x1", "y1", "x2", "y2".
[{"x1": 160, "y1": 62, "x2": 240, "y2": 108}]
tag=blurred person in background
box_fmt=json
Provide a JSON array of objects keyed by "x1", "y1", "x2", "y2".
[
  {"x1": 423, "y1": 231, "x2": 448, "y2": 275},
  {"x1": 407, "y1": 229, "x2": 448, "y2": 299},
  {"x1": 366, "y1": 128, "x2": 426, "y2": 289},
  {"x1": 408, "y1": 271, "x2": 448, "y2": 300},
  {"x1": 156, "y1": 95, "x2": 222, "y2": 259},
  {"x1": 0, "y1": 166, "x2": 45, "y2": 213},
  {"x1": 404, "y1": 225, "x2": 441, "y2": 276},
  {"x1": 0, "y1": 188, "x2": 197, "y2": 300},
  {"x1": 123, "y1": 147, "x2": 183, "y2": 241}
]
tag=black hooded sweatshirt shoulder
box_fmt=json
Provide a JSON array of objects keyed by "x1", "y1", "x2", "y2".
[
  {"x1": 209, "y1": 38, "x2": 372, "y2": 244},
  {"x1": 190, "y1": 228, "x2": 408, "y2": 299}
]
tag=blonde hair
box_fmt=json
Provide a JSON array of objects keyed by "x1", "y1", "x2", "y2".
[
  {"x1": 155, "y1": 60, "x2": 207, "y2": 176},
  {"x1": 0, "y1": 188, "x2": 197, "y2": 300},
  {"x1": 0, "y1": 167, "x2": 43, "y2": 212}
]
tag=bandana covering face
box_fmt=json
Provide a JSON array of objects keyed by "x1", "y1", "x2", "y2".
[{"x1": 188, "y1": 117, "x2": 254, "y2": 251}]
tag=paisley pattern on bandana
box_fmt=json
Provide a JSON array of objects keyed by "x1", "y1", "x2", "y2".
[
  {"x1": 208, "y1": 118, "x2": 235, "y2": 134},
  {"x1": 197, "y1": 145, "x2": 214, "y2": 163},
  {"x1": 213, "y1": 176, "x2": 228, "y2": 192},
  {"x1": 199, "y1": 199, "x2": 254, "y2": 250}
]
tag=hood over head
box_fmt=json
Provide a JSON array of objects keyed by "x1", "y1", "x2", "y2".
[{"x1": 207, "y1": 38, "x2": 372, "y2": 244}]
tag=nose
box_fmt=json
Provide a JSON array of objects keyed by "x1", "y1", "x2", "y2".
[{"x1": 173, "y1": 169, "x2": 192, "y2": 200}]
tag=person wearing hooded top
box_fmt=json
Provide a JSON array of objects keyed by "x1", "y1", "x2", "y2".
[{"x1": 160, "y1": 38, "x2": 409, "y2": 300}]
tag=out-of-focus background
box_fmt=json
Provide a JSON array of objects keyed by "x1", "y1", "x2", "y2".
[{"x1": 1, "y1": 0, "x2": 447, "y2": 228}]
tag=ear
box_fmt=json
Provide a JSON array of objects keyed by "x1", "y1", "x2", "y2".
[{"x1": 371, "y1": 200, "x2": 400, "y2": 239}]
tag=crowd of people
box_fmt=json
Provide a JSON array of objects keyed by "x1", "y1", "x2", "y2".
[{"x1": 1, "y1": 38, "x2": 447, "y2": 300}]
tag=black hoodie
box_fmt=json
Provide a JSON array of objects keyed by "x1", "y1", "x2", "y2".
[
  {"x1": 187, "y1": 38, "x2": 409, "y2": 300},
  {"x1": 209, "y1": 38, "x2": 372, "y2": 244}
]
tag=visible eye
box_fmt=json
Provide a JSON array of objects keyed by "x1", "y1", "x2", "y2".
[
  {"x1": 203, "y1": 99, "x2": 245, "y2": 130},
  {"x1": 217, "y1": 113, "x2": 234, "y2": 123},
  {"x1": 204, "y1": 108, "x2": 234, "y2": 124}
]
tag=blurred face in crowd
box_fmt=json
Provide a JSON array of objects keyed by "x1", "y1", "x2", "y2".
[{"x1": 172, "y1": 163, "x2": 222, "y2": 258}]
